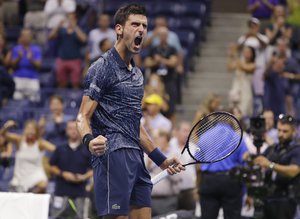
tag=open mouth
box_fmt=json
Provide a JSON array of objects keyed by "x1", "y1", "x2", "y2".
[{"x1": 134, "y1": 36, "x2": 143, "y2": 46}]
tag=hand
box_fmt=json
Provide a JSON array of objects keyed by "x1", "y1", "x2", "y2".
[
  {"x1": 154, "y1": 54, "x2": 162, "y2": 63},
  {"x1": 245, "y1": 196, "x2": 254, "y2": 210},
  {"x1": 89, "y1": 135, "x2": 107, "y2": 156},
  {"x1": 3, "y1": 120, "x2": 17, "y2": 130},
  {"x1": 26, "y1": 49, "x2": 32, "y2": 60},
  {"x1": 38, "y1": 115, "x2": 46, "y2": 128},
  {"x1": 160, "y1": 157, "x2": 185, "y2": 175},
  {"x1": 75, "y1": 173, "x2": 87, "y2": 182},
  {"x1": 253, "y1": 155, "x2": 271, "y2": 169}
]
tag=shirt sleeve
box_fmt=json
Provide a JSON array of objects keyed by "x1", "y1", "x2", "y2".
[
  {"x1": 83, "y1": 58, "x2": 110, "y2": 103},
  {"x1": 32, "y1": 46, "x2": 42, "y2": 61}
]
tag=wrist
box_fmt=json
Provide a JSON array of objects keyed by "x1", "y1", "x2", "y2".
[
  {"x1": 269, "y1": 162, "x2": 276, "y2": 170},
  {"x1": 148, "y1": 148, "x2": 167, "y2": 167},
  {"x1": 82, "y1": 133, "x2": 93, "y2": 150}
]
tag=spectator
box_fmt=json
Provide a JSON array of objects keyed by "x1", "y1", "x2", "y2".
[
  {"x1": 49, "y1": 12, "x2": 87, "y2": 88},
  {"x1": 49, "y1": 120, "x2": 92, "y2": 219},
  {"x1": 264, "y1": 55, "x2": 293, "y2": 118},
  {"x1": 144, "y1": 27, "x2": 178, "y2": 119},
  {"x1": 44, "y1": 0, "x2": 76, "y2": 29},
  {"x1": 144, "y1": 73, "x2": 169, "y2": 114},
  {"x1": 1, "y1": 120, "x2": 55, "y2": 193},
  {"x1": 238, "y1": 17, "x2": 269, "y2": 115},
  {"x1": 0, "y1": 33, "x2": 15, "y2": 107},
  {"x1": 169, "y1": 121, "x2": 197, "y2": 211},
  {"x1": 141, "y1": 94, "x2": 172, "y2": 136},
  {"x1": 265, "y1": 15, "x2": 292, "y2": 46},
  {"x1": 87, "y1": 14, "x2": 116, "y2": 61},
  {"x1": 247, "y1": 0, "x2": 279, "y2": 21},
  {"x1": 287, "y1": 0, "x2": 300, "y2": 26},
  {"x1": 145, "y1": 129, "x2": 180, "y2": 216},
  {"x1": 23, "y1": 0, "x2": 47, "y2": 44},
  {"x1": 193, "y1": 93, "x2": 221, "y2": 125},
  {"x1": 227, "y1": 45, "x2": 256, "y2": 117},
  {"x1": 263, "y1": 109, "x2": 279, "y2": 144},
  {"x1": 39, "y1": 95, "x2": 74, "y2": 146},
  {"x1": 9, "y1": 28, "x2": 42, "y2": 102}
]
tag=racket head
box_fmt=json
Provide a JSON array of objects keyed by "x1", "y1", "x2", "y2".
[{"x1": 185, "y1": 111, "x2": 243, "y2": 164}]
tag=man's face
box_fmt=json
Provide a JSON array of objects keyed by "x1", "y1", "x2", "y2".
[
  {"x1": 119, "y1": 14, "x2": 147, "y2": 54},
  {"x1": 277, "y1": 122, "x2": 294, "y2": 144},
  {"x1": 263, "y1": 111, "x2": 274, "y2": 131},
  {"x1": 177, "y1": 123, "x2": 191, "y2": 145},
  {"x1": 66, "y1": 121, "x2": 80, "y2": 141},
  {"x1": 99, "y1": 15, "x2": 110, "y2": 29}
]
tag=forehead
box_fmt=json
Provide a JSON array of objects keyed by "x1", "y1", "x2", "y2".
[
  {"x1": 277, "y1": 122, "x2": 293, "y2": 130},
  {"x1": 126, "y1": 14, "x2": 147, "y2": 25}
]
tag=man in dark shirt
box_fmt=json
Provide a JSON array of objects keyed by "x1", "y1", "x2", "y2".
[
  {"x1": 76, "y1": 4, "x2": 184, "y2": 219},
  {"x1": 50, "y1": 120, "x2": 92, "y2": 219},
  {"x1": 254, "y1": 114, "x2": 300, "y2": 219}
]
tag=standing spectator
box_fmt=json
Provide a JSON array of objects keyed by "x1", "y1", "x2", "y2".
[
  {"x1": 247, "y1": 0, "x2": 279, "y2": 21},
  {"x1": 238, "y1": 17, "x2": 269, "y2": 115},
  {"x1": 144, "y1": 27, "x2": 178, "y2": 119},
  {"x1": 146, "y1": 129, "x2": 180, "y2": 216},
  {"x1": 9, "y1": 28, "x2": 42, "y2": 102},
  {"x1": 1, "y1": 120, "x2": 55, "y2": 193},
  {"x1": 39, "y1": 95, "x2": 74, "y2": 146},
  {"x1": 227, "y1": 45, "x2": 256, "y2": 117},
  {"x1": 264, "y1": 55, "x2": 293, "y2": 118},
  {"x1": 87, "y1": 14, "x2": 116, "y2": 61},
  {"x1": 170, "y1": 121, "x2": 197, "y2": 211},
  {"x1": 141, "y1": 94, "x2": 172, "y2": 136},
  {"x1": 49, "y1": 12, "x2": 87, "y2": 88},
  {"x1": 49, "y1": 120, "x2": 92, "y2": 219},
  {"x1": 44, "y1": 0, "x2": 76, "y2": 29}
]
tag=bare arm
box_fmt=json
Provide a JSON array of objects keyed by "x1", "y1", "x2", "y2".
[
  {"x1": 247, "y1": 1, "x2": 261, "y2": 13},
  {"x1": 1, "y1": 120, "x2": 21, "y2": 147},
  {"x1": 74, "y1": 26, "x2": 87, "y2": 43},
  {"x1": 39, "y1": 139, "x2": 56, "y2": 152},
  {"x1": 160, "y1": 54, "x2": 178, "y2": 68},
  {"x1": 76, "y1": 96, "x2": 107, "y2": 155},
  {"x1": 238, "y1": 61, "x2": 256, "y2": 74},
  {"x1": 140, "y1": 124, "x2": 156, "y2": 155}
]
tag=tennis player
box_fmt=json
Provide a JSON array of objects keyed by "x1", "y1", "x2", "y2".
[{"x1": 76, "y1": 4, "x2": 185, "y2": 219}]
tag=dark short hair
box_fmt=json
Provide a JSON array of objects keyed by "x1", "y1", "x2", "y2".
[
  {"x1": 278, "y1": 114, "x2": 296, "y2": 127},
  {"x1": 50, "y1": 94, "x2": 64, "y2": 104},
  {"x1": 114, "y1": 3, "x2": 147, "y2": 26}
]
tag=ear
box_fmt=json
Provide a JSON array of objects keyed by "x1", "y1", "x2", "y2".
[{"x1": 115, "y1": 24, "x2": 123, "y2": 38}]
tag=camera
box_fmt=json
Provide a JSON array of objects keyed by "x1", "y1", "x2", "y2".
[{"x1": 250, "y1": 117, "x2": 266, "y2": 154}]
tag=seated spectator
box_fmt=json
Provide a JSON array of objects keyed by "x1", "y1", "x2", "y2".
[
  {"x1": 227, "y1": 45, "x2": 256, "y2": 117},
  {"x1": 49, "y1": 120, "x2": 92, "y2": 219},
  {"x1": 87, "y1": 14, "x2": 116, "y2": 61},
  {"x1": 0, "y1": 33, "x2": 15, "y2": 107},
  {"x1": 49, "y1": 12, "x2": 87, "y2": 88},
  {"x1": 39, "y1": 95, "x2": 74, "y2": 146},
  {"x1": 44, "y1": 0, "x2": 76, "y2": 29},
  {"x1": 0, "y1": 120, "x2": 55, "y2": 193},
  {"x1": 144, "y1": 27, "x2": 178, "y2": 119},
  {"x1": 247, "y1": 0, "x2": 279, "y2": 22},
  {"x1": 193, "y1": 93, "x2": 221, "y2": 125},
  {"x1": 144, "y1": 73, "x2": 169, "y2": 114},
  {"x1": 145, "y1": 129, "x2": 180, "y2": 216},
  {"x1": 141, "y1": 94, "x2": 172, "y2": 136},
  {"x1": 9, "y1": 28, "x2": 42, "y2": 102},
  {"x1": 264, "y1": 55, "x2": 293, "y2": 118},
  {"x1": 169, "y1": 121, "x2": 197, "y2": 211}
]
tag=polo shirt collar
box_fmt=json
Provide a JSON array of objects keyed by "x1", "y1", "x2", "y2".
[{"x1": 111, "y1": 47, "x2": 135, "y2": 70}]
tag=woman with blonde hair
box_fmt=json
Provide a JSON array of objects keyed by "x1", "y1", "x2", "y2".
[{"x1": 0, "y1": 120, "x2": 55, "y2": 193}]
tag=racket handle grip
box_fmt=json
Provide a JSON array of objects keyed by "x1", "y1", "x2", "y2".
[{"x1": 151, "y1": 169, "x2": 169, "y2": 185}]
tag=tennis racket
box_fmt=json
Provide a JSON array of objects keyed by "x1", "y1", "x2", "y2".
[{"x1": 151, "y1": 111, "x2": 243, "y2": 185}]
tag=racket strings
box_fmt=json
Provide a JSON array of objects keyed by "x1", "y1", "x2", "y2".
[{"x1": 188, "y1": 113, "x2": 242, "y2": 162}]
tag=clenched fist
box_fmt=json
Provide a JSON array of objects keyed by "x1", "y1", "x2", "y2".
[{"x1": 89, "y1": 135, "x2": 107, "y2": 156}]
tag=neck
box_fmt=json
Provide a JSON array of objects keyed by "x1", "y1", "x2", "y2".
[
  {"x1": 114, "y1": 42, "x2": 132, "y2": 66},
  {"x1": 69, "y1": 139, "x2": 81, "y2": 145}
]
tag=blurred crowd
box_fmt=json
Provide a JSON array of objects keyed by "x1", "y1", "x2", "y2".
[{"x1": 1, "y1": 0, "x2": 300, "y2": 219}]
